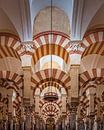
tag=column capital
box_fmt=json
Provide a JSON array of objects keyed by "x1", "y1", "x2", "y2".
[
  {"x1": 69, "y1": 40, "x2": 82, "y2": 52},
  {"x1": 68, "y1": 97, "x2": 79, "y2": 112},
  {"x1": 22, "y1": 41, "x2": 35, "y2": 52}
]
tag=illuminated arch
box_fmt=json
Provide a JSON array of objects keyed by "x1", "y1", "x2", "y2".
[
  {"x1": 32, "y1": 44, "x2": 69, "y2": 65},
  {"x1": 34, "y1": 55, "x2": 68, "y2": 72}
]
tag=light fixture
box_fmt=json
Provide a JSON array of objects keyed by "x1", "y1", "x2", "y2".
[{"x1": 43, "y1": 0, "x2": 58, "y2": 102}]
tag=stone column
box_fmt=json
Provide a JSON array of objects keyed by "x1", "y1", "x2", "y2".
[
  {"x1": 94, "y1": 103, "x2": 101, "y2": 130},
  {"x1": 86, "y1": 86, "x2": 96, "y2": 130},
  {"x1": 35, "y1": 115, "x2": 40, "y2": 130},
  {"x1": 35, "y1": 88, "x2": 41, "y2": 115},
  {"x1": 70, "y1": 65, "x2": 79, "y2": 98},
  {"x1": 8, "y1": 90, "x2": 14, "y2": 130},
  {"x1": 76, "y1": 105, "x2": 82, "y2": 130},
  {"x1": 2, "y1": 92, "x2": 8, "y2": 130},
  {"x1": 24, "y1": 98, "x2": 32, "y2": 130},
  {"x1": 68, "y1": 98, "x2": 79, "y2": 130},
  {"x1": 22, "y1": 66, "x2": 32, "y2": 98},
  {"x1": 61, "y1": 88, "x2": 67, "y2": 114},
  {"x1": 68, "y1": 65, "x2": 79, "y2": 130},
  {"x1": 20, "y1": 105, "x2": 26, "y2": 130},
  {"x1": 61, "y1": 88, "x2": 67, "y2": 130},
  {"x1": 83, "y1": 117, "x2": 89, "y2": 130},
  {"x1": 22, "y1": 63, "x2": 32, "y2": 130},
  {"x1": 31, "y1": 115, "x2": 35, "y2": 130},
  {"x1": 61, "y1": 115, "x2": 66, "y2": 130},
  {"x1": 69, "y1": 108, "x2": 77, "y2": 130}
]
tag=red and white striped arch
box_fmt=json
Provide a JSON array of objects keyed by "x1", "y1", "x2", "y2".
[
  {"x1": 80, "y1": 93, "x2": 101, "y2": 117},
  {"x1": 80, "y1": 68, "x2": 104, "y2": 88},
  {"x1": 33, "y1": 31, "x2": 70, "y2": 51},
  {"x1": 31, "y1": 31, "x2": 70, "y2": 65},
  {"x1": 81, "y1": 29, "x2": 104, "y2": 58},
  {"x1": 0, "y1": 33, "x2": 24, "y2": 59},
  {"x1": 39, "y1": 99, "x2": 62, "y2": 108},
  {"x1": 34, "y1": 81, "x2": 66, "y2": 94},
  {"x1": 31, "y1": 69, "x2": 71, "y2": 91},
  {"x1": 82, "y1": 43, "x2": 104, "y2": 57},
  {"x1": 32, "y1": 44, "x2": 69, "y2": 65},
  {"x1": 0, "y1": 70, "x2": 23, "y2": 90},
  {"x1": 40, "y1": 81, "x2": 62, "y2": 91}
]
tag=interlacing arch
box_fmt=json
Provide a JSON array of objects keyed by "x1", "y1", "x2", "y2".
[
  {"x1": 31, "y1": 69, "x2": 71, "y2": 91},
  {"x1": 0, "y1": 33, "x2": 25, "y2": 59},
  {"x1": 81, "y1": 29, "x2": 104, "y2": 58}
]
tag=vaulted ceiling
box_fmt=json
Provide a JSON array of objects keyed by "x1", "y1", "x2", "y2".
[{"x1": 0, "y1": 0, "x2": 104, "y2": 41}]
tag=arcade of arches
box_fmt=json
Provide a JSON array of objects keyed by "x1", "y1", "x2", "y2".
[{"x1": 0, "y1": 0, "x2": 104, "y2": 130}]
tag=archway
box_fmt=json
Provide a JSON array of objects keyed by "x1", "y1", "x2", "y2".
[{"x1": 46, "y1": 117, "x2": 55, "y2": 130}]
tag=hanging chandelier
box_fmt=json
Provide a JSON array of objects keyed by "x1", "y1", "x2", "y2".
[
  {"x1": 43, "y1": 0, "x2": 58, "y2": 102},
  {"x1": 44, "y1": 91, "x2": 58, "y2": 102}
]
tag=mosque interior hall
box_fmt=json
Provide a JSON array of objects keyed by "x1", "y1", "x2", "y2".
[{"x1": 0, "y1": 0, "x2": 104, "y2": 130}]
